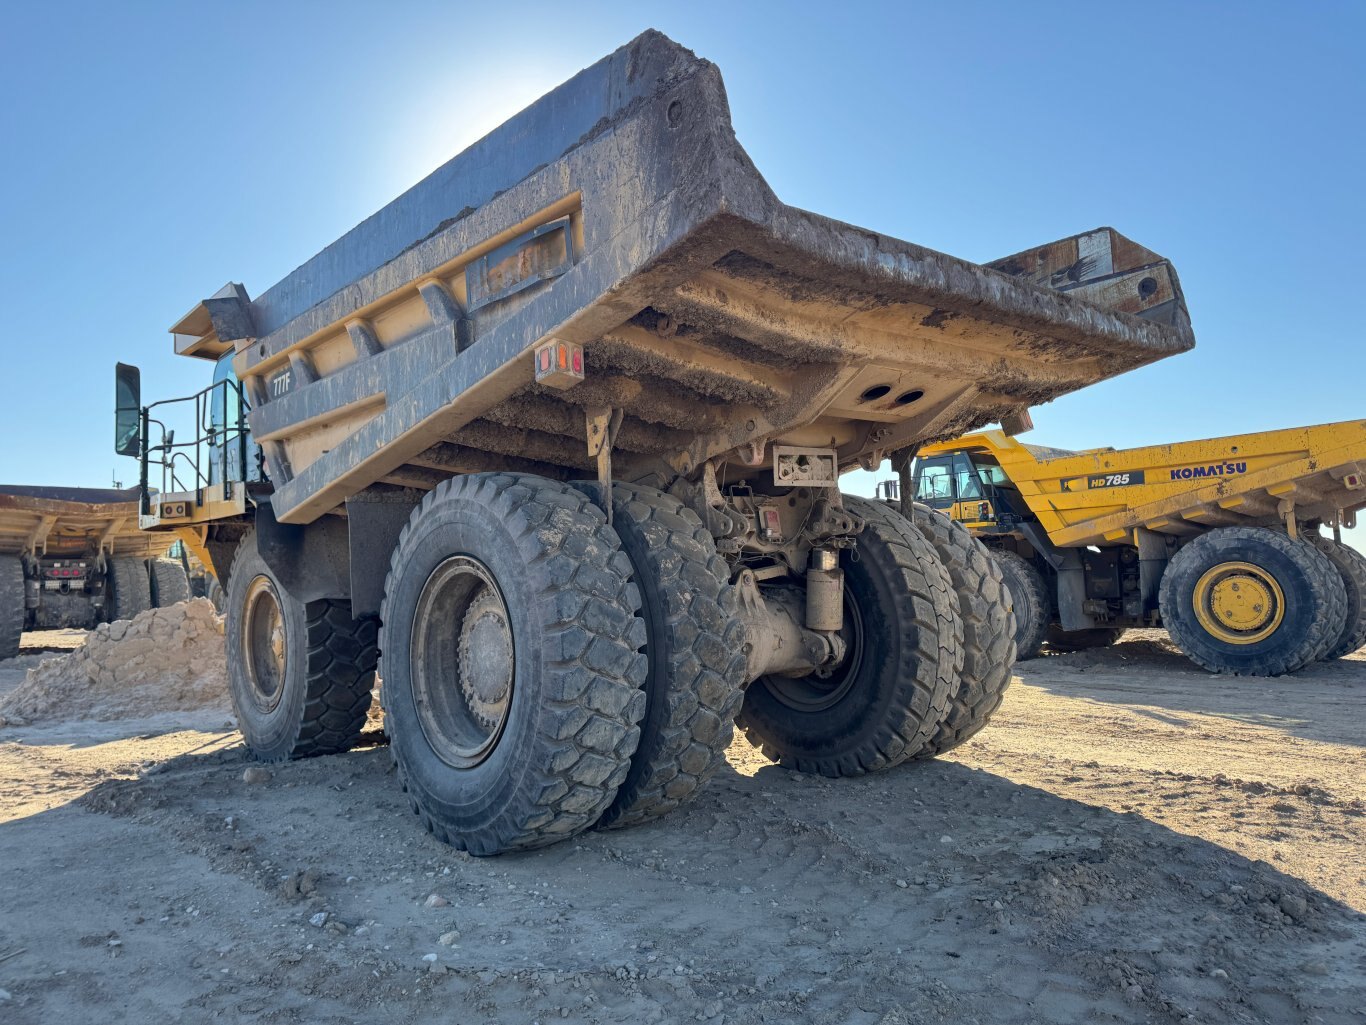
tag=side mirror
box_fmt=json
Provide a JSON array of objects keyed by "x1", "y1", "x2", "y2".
[{"x1": 115, "y1": 363, "x2": 141, "y2": 457}]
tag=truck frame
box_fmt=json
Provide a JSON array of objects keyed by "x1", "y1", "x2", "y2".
[
  {"x1": 116, "y1": 32, "x2": 1195, "y2": 854},
  {"x1": 908, "y1": 422, "x2": 1366, "y2": 674}
]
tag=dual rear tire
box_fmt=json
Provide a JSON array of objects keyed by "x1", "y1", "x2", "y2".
[
  {"x1": 1159, "y1": 526, "x2": 1347, "y2": 675},
  {"x1": 736, "y1": 499, "x2": 1015, "y2": 774},
  {"x1": 227, "y1": 478, "x2": 1019, "y2": 854},
  {"x1": 1304, "y1": 533, "x2": 1366, "y2": 660},
  {"x1": 379, "y1": 473, "x2": 653, "y2": 854}
]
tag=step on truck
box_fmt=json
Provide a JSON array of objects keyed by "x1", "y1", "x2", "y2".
[
  {"x1": 906, "y1": 422, "x2": 1366, "y2": 674},
  {"x1": 114, "y1": 31, "x2": 1195, "y2": 854},
  {"x1": 0, "y1": 486, "x2": 190, "y2": 659}
]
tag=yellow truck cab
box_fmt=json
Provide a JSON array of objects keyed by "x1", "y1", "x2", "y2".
[{"x1": 908, "y1": 424, "x2": 1366, "y2": 675}]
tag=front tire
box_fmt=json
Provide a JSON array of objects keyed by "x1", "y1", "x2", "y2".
[
  {"x1": 225, "y1": 533, "x2": 379, "y2": 762},
  {"x1": 993, "y1": 550, "x2": 1050, "y2": 659},
  {"x1": 379, "y1": 473, "x2": 648, "y2": 855},
  {"x1": 736, "y1": 496, "x2": 961, "y2": 777},
  {"x1": 1159, "y1": 526, "x2": 1346, "y2": 676}
]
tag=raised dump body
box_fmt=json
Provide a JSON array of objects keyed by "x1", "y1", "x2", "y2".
[
  {"x1": 152, "y1": 31, "x2": 1193, "y2": 531},
  {"x1": 119, "y1": 31, "x2": 1199, "y2": 855},
  {"x1": 911, "y1": 421, "x2": 1366, "y2": 675},
  {"x1": 0, "y1": 486, "x2": 188, "y2": 658}
]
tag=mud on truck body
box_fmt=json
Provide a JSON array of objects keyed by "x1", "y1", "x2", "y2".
[{"x1": 115, "y1": 32, "x2": 1195, "y2": 854}]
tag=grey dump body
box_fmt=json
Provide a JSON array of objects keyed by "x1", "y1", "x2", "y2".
[{"x1": 168, "y1": 30, "x2": 1194, "y2": 528}]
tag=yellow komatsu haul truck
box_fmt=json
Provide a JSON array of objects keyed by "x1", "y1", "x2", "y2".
[{"x1": 906, "y1": 422, "x2": 1366, "y2": 675}]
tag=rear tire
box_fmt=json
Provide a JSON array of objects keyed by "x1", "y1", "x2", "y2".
[
  {"x1": 735, "y1": 495, "x2": 961, "y2": 776},
  {"x1": 571, "y1": 482, "x2": 747, "y2": 830},
  {"x1": 226, "y1": 533, "x2": 379, "y2": 762},
  {"x1": 993, "y1": 550, "x2": 1049, "y2": 659},
  {"x1": 1045, "y1": 625, "x2": 1126, "y2": 652},
  {"x1": 909, "y1": 504, "x2": 1016, "y2": 757},
  {"x1": 108, "y1": 557, "x2": 152, "y2": 621},
  {"x1": 379, "y1": 473, "x2": 648, "y2": 855},
  {"x1": 1303, "y1": 534, "x2": 1366, "y2": 659},
  {"x1": 148, "y1": 559, "x2": 191, "y2": 608},
  {"x1": 1159, "y1": 526, "x2": 1346, "y2": 676},
  {"x1": 0, "y1": 555, "x2": 24, "y2": 660}
]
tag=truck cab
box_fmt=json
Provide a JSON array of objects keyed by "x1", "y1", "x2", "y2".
[{"x1": 911, "y1": 446, "x2": 1029, "y2": 532}]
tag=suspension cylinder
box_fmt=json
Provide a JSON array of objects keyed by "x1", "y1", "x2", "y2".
[{"x1": 805, "y1": 547, "x2": 844, "y2": 631}]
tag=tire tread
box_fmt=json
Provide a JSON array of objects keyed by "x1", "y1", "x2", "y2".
[
  {"x1": 577, "y1": 483, "x2": 747, "y2": 830},
  {"x1": 909, "y1": 504, "x2": 1016, "y2": 757},
  {"x1": 380, "y1": 473, "x2": 648, "y2": 854},
  {"x1": 0, "y1": 555, "x2": 24, "y2": 660}
]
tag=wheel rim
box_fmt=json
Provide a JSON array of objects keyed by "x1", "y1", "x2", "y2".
[
  {"x1": 242, "y1": 575, "x2": 287, "y2": 712},
  {"x1": 1193, "y1": 560, "x2": 1285, "y2": 645},
  {"x1": 761, "y1": 584, "x2": 864, "y2": 713},
  {"x1": 411, "y1": 556, "x2": 515, "y2": 768}
]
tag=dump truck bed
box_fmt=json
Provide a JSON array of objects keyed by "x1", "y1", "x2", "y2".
[
  {"x1": 931, "y1": 422, "x2": 1366, "y2": 547},
  {"x1": 0, "y1": 486, "x2": 165, "y2": 560},
  {"x1": 167, "y1": 31, "x2": 1195, "y2": 527}
]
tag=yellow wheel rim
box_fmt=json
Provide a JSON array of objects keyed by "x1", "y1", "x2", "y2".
[{"x1": 1192, "y1": 561, "x2": 1285, "y2": 645}]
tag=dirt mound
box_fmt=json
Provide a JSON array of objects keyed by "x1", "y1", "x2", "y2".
[{"x1": 0, "y1": 598, "x2": 227, "y2": 725}]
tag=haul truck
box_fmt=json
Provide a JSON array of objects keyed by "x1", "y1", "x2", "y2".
[
  {"x1": 906, "y1": 423, "x2": 1366, "y2": 675},
  {"x1": 113, "y1": 32, "x2": 1195, "y2": 855},
  {"x1": 0, "y1": 486, "x2": 190, "y2": 659}
]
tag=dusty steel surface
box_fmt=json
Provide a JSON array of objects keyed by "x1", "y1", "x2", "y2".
[
  {"x1": 0, "y1": 487, "x2": 165, "y2": 559},
  {"x1": 169, "y1": 31, "x2": 1195, "y2": 525}
]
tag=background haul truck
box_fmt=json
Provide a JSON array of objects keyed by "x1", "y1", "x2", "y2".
[
  {"x1": 906, "y1": 424, "x2": 1366, "y2": 675},
  {"x1": 0, "y1": 485, "x2": 190, "y2": 659},
  {"x1": 115, "y1": 32, "x2": 1195, "y2": 855}
]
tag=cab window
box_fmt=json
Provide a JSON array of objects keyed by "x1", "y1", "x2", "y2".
[
  {"x1": 913, "y1": 457, "x2": 955, "y2": 507},
  {"x1": 210, "y1": 351, "x2": 241, "y2": 436},
  {"x1": 972, "y1": 453, "x2": 1011, "y2": 488},
  {"x1": 953, "y1": 453, "x2": 982, "y2": 500}
]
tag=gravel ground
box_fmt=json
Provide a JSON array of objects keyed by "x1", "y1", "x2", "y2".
[{"x1": 0, "y1": 628, "x2": 1362, "y2": 1024}]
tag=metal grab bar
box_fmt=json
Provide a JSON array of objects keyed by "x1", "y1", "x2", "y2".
[{"x1": 138, "y1": 378, "x2": 255, "y2": 515}]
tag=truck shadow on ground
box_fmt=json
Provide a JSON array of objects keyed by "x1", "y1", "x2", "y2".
[
  {"x1": 1015, "y1": 638, "x2": 1366, "y2": 748},
  {"x1": 0, "y1": 740, "x2": 1361, "y2": 1024}
]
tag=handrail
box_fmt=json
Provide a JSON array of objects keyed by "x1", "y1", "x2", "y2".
[{"x1": 138, "y1": 378, "x2": 255, "y2": 515}]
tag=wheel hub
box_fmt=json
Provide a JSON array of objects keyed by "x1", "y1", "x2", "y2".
[
  {"x1": 411, "y1": 556, "x2": 516, "y2": 768},
  {"x1": 241, "y1": 575, "x2": 287, "y2": 712},
  {"x1": 762, "y1": 583, "x2": 863, "y2": 712},
  {"x1": 1193, "y1": 561, "x2": 1285, "y2": 645},
  {"x1": 458, "y1": 591, "x2": 513, "y2": 730}
]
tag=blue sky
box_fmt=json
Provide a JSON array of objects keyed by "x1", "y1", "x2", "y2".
[{"x1": 1, "y1": 2, "x2": 1362, "y2": 539}]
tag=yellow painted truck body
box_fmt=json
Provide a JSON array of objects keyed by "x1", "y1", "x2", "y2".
[
  {"x1": 909, "y1": 421, "x2": 1366, "y2": 673},
  {"x1": 918, "y1": 421, "x2": 1366, "y2": 545}
]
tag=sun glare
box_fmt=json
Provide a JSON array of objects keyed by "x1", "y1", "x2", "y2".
[{"x1": 375, "y1": 57, "x2": 571, "y2": 196}]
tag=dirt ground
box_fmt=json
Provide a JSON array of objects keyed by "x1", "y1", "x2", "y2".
[{"x1": 0, "y1": 628, "x2": 1363, "y2": 1024}]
